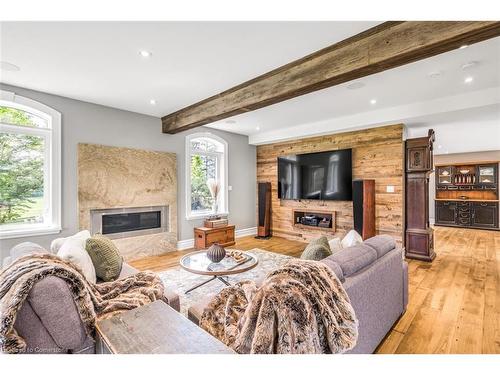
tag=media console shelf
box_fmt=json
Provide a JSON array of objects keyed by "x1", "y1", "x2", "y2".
[
  {"x1": 434, "y1": 161, "x2": 499, "y2": 230},
  {"x1": 292, "y1": 209, "x2": 336, "y2": 233}
]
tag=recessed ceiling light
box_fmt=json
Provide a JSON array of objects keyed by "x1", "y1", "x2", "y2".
[
  {"x1": 0, "y1": 61, "x2": 20, "y2": 72},
  {"x1": 464, "y1": 76, "x2": 474, "y2": 84},
  {"x1": 149, "y1": 99, "x2": 156, "y2": 105},
  {"x1": 139, "y1": 50, "x2": 152, "y2": 58},
  {"x1": 428, "y1": 71, "x2": 443, "y2": 79},
  {"x1": 459, "y1": 45, "x2": 469, "y2": 50},
  {"x1": 370, "y1": 99, "x2": 377, "y2": 105},
  {"x1": 347, "y1": 82, "x2": 366, "y2": 90},
  {"x1": 462, "y1": 61, "x2": 479, "y2": 70},
  {"x1": 256, "y1": 126, "x2": 261, "y2": 131}
]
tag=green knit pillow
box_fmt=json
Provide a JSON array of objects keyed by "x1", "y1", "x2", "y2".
[
  {"x1": 300, "y1": 235, "x2": 332, "y2": 261},
  {"x1": 86, "y1": 234, "x2": 123, "y2": 282}
]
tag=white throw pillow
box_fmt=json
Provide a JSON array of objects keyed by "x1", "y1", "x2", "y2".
[
  {"x1": 51, "y1": 230, "x2": 91, "y2": 253},
  {"x1": 56, "y1": 230, "x2": 96, "y2": 283},
  {"x1": 328, "y1": 237, "x2": 343, "y2": 253},
  {"x1": 341, "y1": 229, "x2": 363, "y2": 249}
]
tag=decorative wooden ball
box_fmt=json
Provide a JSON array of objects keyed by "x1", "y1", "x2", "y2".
[{"x1": 207, "y1": 243, "x2": 226, "y2": 263}]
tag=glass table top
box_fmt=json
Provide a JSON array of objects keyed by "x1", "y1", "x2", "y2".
[{"x1": 180, "y1": 250, "x2": 258, "y2": 276}]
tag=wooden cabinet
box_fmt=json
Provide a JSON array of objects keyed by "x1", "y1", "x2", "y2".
[
  {"x1": 435, "y1": 201, "x2": 458, "y2": 226},
  {"x1": 434, "y1": 161, "x2": 499, "y2": 230},
  {"x1": 435, "y1": 200, "x2": 499, "y2": 230},
  {"x1": 471, "y1": 202, "x2": 498, "y2": 228},
  {"x1": 194, "y1": 225, "x2": 235, "y2": 250}
]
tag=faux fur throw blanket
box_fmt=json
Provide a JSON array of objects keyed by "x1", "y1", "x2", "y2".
[
  {"x1": 0, "y1": 253, "x2": 165, "y2": 353},
  {"x1": 200, "y1": 260, "x2": 358, "y2": 354}
]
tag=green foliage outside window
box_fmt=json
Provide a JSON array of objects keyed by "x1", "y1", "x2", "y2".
[
  {"x1": 0, "y1": 107, "x2": 45, "y2": 224},
  {"x1": 190, "y1": 154, "x2": 215, "y2": 212}
]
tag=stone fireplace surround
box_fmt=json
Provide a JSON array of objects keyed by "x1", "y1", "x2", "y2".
[{"x1": 78, "y1": 143, "x2": 177, "y2": 261}]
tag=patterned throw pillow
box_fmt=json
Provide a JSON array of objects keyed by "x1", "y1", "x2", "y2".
[
  {"x1": 85, "y1": 234, "x2": 123, "y2": 282},
  {"x1": 300, "y1": 235, "x2": 332, "y2": 261}
]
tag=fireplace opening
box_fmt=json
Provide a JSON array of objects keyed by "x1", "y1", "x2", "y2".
[
  {"x1": 90, "y1": 206, "x2": 168, "y2": 239},
  {"x1": 102, "y1": 211, "x2": 161, "y2": 235}
]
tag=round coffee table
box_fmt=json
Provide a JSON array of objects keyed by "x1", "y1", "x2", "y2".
[{"x1": 180, "y1": 250, "x2": 258, "y2": 294}]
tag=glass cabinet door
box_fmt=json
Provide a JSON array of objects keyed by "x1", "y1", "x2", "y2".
[
  {"x1": 478, "y1": 165, "x2": 496, "y2": 184},
  {"x1": 437, "y1": 166, "x2": 453, "y2": 185}
]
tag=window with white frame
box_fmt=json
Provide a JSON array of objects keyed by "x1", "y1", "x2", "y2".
[
  {"x1": 186, "y1": 133, "x2": 228, "y2": 219},
  {"x1": 0, "y1": 91, "x2": 61, "y2": 238}
]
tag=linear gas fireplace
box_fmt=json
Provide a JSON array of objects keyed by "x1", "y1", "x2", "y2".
[{"x1": 90, "y1": 206, "x2": 169, "y2": 239}]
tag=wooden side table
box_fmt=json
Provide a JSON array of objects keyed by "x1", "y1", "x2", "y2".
[
  {"x1": 194, "y1": 225, "x2": 235, "y2": 250},
  {"x1": 95, "y1": 300, "x2": 233, "y2": 354}
]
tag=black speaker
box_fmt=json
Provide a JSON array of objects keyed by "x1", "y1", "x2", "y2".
[
  {"x1": 256, "y1": 182, "x2": 272, "y2": 239},
  {"x1": 352, "y1": 179, "x2": 376, "y2": 240}
]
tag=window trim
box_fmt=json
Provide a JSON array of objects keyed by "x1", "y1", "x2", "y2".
[
  {"x1": 0, "y1": 90, "x2": 62, "y2": 239},
  {"x1": 185, "y1": 132, "x2": 228, "y2": 221}
]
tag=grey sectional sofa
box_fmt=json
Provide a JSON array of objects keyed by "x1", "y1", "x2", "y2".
[
  {"x1": 5, "y1": 235, "x2": 407, "y2": 354},
  {"x1": 4, "y1": 248, "x2": 180, "y2": 354},
  {"x1": 188, "y1": 235, "x2": 409, "y2": 354}
]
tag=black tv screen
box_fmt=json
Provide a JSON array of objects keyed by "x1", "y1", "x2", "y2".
[{"x1": 277, "y1": 149, "x2": 352, "y2": 201}]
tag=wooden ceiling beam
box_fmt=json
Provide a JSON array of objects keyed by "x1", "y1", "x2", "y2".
[{"x1": 162, "y1": 21, "x2": 500, "y2": 134}]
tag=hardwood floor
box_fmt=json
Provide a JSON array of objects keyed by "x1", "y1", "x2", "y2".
[{"x1": 129, "y1": 226, "x2": 500, "y2": 354}]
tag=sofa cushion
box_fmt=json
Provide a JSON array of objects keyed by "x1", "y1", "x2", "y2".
[
  {"x1": 341, "y1": 229, "x2": 363, "y2": 249},
  {"x1": 320, "y1": 258, "x2": 345, "y2": 282},
  {"x1": 86, "y1": 234, "x2": 123, "y2": 282},
  {"x1": 57, "y1": 231, "x2": 96, "y2": 283},
  {"x1": 50, "y1": 230, "x2": 90, "y2": 253},
  {"x1": 327, "y1": 237, "x2": 343, "y2": 254},
  {"x1": 329, "y1": 244, "x2": 377, "y2": 278},
  {"x1": 363, "y1": 235, "x2": 396, "y2": 258},
  {"x1": 300, "y1": 236, "x2": 332, "y2": 261},
  {"x1": 117, "y1": 262, "x2": 138, "y2": 279},
  {"x1": 9, "y1": 242, "x2": 47, "y2": 263}
]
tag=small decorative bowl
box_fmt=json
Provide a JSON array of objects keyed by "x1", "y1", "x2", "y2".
[
  {"x1": 207, "y1": 243, "x2": 226, "y2": 263},
  {"x1": 459, "y1": 169, "x2": 470, "y2": 174}
]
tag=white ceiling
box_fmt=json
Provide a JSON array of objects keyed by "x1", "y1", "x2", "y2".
[
  {"x1": 1, "y1": 21, "x2": 499, "y2": 148},
  {"x1": 0, "y1": 21, "x2": 380, "y2": 116},
  {"x1": 207, "y1": 36, "x2": 500, "y2": 141}
]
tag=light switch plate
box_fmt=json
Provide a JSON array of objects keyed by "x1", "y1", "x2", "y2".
[{"x1": 386, "y1": 185, "x2": 395, "y2": 193}]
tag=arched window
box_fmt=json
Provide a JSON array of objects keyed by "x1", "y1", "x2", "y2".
[
  {"x1": 0, "y1": 90, "x2": 61, "y2": 238},
  {"x1": 186, "y1": 132, "x2": 228, "y2": 219}
]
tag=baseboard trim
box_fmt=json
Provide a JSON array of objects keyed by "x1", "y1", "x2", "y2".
[
  {"x1": 235, "y1": 226, "x2": 258, "y2": 238},
  {"x1": 176, "y1": 238, "x2": 195, "y2": 250},
  {"x1": 176, "y1": 226, "x2": 258, "y2": 250}
]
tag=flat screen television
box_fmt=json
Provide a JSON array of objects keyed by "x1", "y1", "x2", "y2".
[{"x1": 277, "y1": 148, "x2": 352, "y2": 201}]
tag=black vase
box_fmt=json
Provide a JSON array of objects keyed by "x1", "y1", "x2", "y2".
[{"x1": 207, "y1": 243, "x2": 226, "y2": 263}]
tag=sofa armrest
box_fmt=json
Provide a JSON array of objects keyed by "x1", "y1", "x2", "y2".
[{"x1": 24, "y1": 276, "x2": 90, "y2": 350}]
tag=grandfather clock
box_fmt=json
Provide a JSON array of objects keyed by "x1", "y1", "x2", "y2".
[{"x1": 405, "y1": 129, "x2": 436, "y2": 262}]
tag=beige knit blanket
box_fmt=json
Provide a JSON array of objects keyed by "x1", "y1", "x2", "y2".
[
  {"x1": 200, "y1": 260, "x2": 358, "y2": 354},
  {"x1": 0, "y1": 253, "x2": 165, "y2": 353}
]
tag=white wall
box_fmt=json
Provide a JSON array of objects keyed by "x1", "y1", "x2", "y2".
[
  {"x1": 0, "y1": 84, "x2": 257, "y2": 260},
  {"x1": 406, "y1": 107, "x2": 500, "y2": 155},
  {"x1": 406, "y1": 114, "x2": 500, "y2": 222}
]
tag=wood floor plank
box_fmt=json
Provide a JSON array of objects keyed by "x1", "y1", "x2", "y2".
[{"x1": 130, "y1": 226, "x2": 500, "y2": 354}]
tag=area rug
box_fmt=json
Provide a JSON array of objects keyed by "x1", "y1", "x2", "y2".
[{"x1": 158, "y1": 248, "x2": 292, "y2": 316}]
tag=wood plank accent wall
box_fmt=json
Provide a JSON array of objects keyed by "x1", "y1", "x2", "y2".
[{"x1": 256, "y1": 124, "x2": 405, "y2": 243}]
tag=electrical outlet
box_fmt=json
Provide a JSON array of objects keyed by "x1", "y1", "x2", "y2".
[
  {"x1": 386, "y1": 185, "x2": 395, "y2": 193},
  {"x1": 228, "y1": 185, "x2": 233, "y2": 191}
]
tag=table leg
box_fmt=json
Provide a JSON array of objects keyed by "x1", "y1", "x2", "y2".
[
  {"x1": 216, "y1": 276, "x2": 231, "y2": 286},
  {"x1": 185, "y1": 276, "x2": 217, "y2": 294}
]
